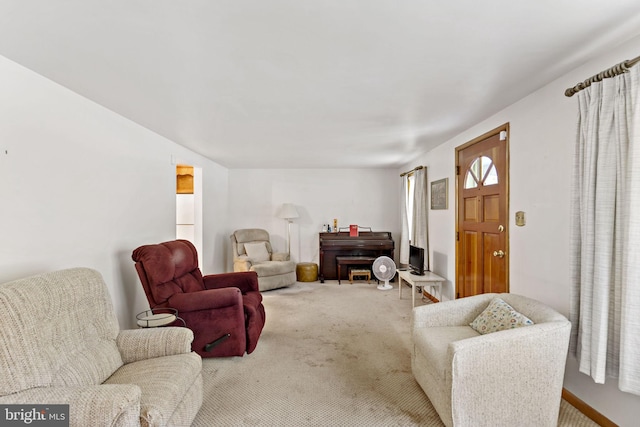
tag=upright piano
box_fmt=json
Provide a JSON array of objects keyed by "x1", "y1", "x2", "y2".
[{"x1": 318, "y1": 231, "x2": 394, "y2": 283}]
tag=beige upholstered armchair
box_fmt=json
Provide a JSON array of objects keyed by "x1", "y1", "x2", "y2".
[
  {"x1": 411, "y1": 293, "x2": 571, "y2": 427},
  {"x1": 231, "y1": 228, "x2": 296, "y2": 291},
  {"x1": 0, "y1": 268, "x2": 202, "y2": 427}
]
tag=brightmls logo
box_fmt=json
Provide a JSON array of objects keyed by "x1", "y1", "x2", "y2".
[{"x1": 1, "y1": 405, "x2": 69, "y2": 426}]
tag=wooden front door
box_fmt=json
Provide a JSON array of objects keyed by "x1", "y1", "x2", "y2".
[{"x1": 456, "y1": 125, "x2": 509, "y2": 298}]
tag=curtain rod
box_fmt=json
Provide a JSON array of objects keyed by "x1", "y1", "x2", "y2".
[
  {"x1": 400, "y1": 165, "x2": 424, "y2": 177},
  {"x1": 564, "y1": 55, "x2": 640, "y2": 97}
]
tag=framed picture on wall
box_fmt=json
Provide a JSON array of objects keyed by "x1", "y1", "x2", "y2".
[{"x1": 430, "y1": 178, "x2": 448, "y2": 210}]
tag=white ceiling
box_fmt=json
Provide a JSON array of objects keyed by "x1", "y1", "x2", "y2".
[{"x1": 2, "y1": 1, "x2": 640, "y2": 169}]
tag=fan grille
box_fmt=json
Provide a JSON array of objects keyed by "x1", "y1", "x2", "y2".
[{"x1": 372, "y1": 256, "x2": 396, "y2": 281}]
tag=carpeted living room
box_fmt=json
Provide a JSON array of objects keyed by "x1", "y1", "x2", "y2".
[
  {"x1": 0, "y1": 263, "x2": 607, "y2": 426},
  {"x1": 191, "y1": 280, "x2": 597, "y2": 426},
  {"x1": 2, "y1": 2, "x2": 640, "y2": 426}
]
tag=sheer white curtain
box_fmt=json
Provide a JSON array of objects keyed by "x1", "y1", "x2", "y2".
[
  {"x1": 400, "y1": 175, "x2": 411, "y2": 266},
  {"x1": 570, "y1": 64, "x2": 640, "y2": 395},
  {"x1": 412, "y1": 168, "x2": 429, "y2": 270},
  {"x1": 400, "y1": 168, "x2": 429, "y2": 268}
]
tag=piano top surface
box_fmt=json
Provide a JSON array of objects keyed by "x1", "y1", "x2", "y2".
[
  {"x1": 320, "y1": 231, "x2": 391, "y2": 240},
  {"x1": 319, "y1": 231, "x2": 394, "y2": 248}
]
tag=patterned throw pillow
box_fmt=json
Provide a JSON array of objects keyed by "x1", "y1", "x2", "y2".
[{"x1": 470, "y1": 297, "x2": 534, "y2": 334}]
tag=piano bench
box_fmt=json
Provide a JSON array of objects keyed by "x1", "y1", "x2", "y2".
[{"x1": 349, "y1": 269, "x2": 371, "y2": 284}]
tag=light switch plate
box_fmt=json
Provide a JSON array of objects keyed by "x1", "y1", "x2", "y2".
[{"x1": 515, "y1": 211, "x2": 525, "y2": 226}]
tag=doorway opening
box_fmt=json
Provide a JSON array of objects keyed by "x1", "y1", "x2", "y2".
[{"x1": 176, "y1": 164, "x2": 203, "y2": 267}]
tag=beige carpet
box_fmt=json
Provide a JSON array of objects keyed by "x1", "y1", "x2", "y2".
[{"x1": 192, "y1": 280, "x2": 597, "y2": 426}]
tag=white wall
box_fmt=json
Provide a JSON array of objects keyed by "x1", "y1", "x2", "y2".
[
  {"x1": 227, "y1": 168, "x2": 400, "y2": 268},
  {"x1": 0, "y1": 55, "x2": 230, "y2": 329},
  {"x1": 3, "y1": 32, "x2": 639, "y2": 424},
  {"x1": 401, "y1": 35, "x2": 640, "y2": 426}
]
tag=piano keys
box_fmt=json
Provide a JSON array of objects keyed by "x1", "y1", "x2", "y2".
[{"x1": 318, "y1": 231, "x2": 394, "y2": 283}]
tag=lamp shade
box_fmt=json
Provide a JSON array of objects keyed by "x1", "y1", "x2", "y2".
[{"x1": 277, "y1": 203, "x2": 299, "y2": 220}]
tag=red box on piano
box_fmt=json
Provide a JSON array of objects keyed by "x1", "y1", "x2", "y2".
[{"x1": 349, "y1": 224, "x2": 359, "y2": 237}]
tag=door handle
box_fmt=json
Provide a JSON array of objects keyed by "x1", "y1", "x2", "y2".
[{"x1": 493, "y1": 250, "x2": 506, "y2": 258}]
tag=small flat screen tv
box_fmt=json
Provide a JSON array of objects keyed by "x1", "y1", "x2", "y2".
[{"x1": 409, "y1": 245, "x2": 425, "y2": 276}]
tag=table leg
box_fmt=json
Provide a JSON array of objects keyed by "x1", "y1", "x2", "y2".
[
  {"x1": 398, "y1": 275, "x2": 403, "y2": 299},
  {"x1": 412, "y1": 282, "x2": 416, "y2": 308}
]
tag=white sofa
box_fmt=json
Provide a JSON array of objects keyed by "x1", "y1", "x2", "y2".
[
  {"x1": 231, "y1": 228, "x2": 296, "y2": 291},
  {"x1": 0, "y1": 267, "x2": 203, "y2": 427},
  {"x1": 411, "y1": 293, "x2": 571, "y2": 427}
]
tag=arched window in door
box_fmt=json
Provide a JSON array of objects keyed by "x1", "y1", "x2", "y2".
[{"x1": 464, "y1": 155, "x2": 498, "y2": 189}]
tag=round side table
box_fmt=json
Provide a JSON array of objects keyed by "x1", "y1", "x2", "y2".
[{"x1": 136, "y1": 308, "x2": 185, "y2": 328}]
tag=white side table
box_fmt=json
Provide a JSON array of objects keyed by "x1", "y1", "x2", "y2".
[
  {"x1": 398, "y1": 270, "x2": 446, "y2": 307},
  {"x1": 136, "y1": 308, "x2": 185, "y2": 328}
]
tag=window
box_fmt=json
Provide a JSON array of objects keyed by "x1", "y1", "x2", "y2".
[{"x1": 464, "y1": 156, "x2": 498, "y2": 189}]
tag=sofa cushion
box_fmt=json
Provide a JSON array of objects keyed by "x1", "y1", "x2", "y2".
[
  {"x1": 413, "y1": 326, "x2": 479, "y2": 381},
  {"x1": 244, "y1": 242, "x2": 271, "y2": 262},
  {"x1": 469, "y1": 297, "x2": 534, "y2": 335},
  {"x1": 104, "y1": 352, "x2": 202, "y2": 427}
]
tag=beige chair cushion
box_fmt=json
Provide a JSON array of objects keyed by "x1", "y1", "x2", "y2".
[
  {"x1": 244, "y1": 242, "x2": 271, "y2": 262},
  {"x1": 251, "y1": 260, "x2": 296, "y2": 276},
  {"x1": 0, "y1": 268, "x2": 123, "y2": 395},
  {"x1": 104, "y1": 352, "x2": 202, "y2": 426}
]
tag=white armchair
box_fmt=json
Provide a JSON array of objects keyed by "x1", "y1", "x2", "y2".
[
  {"x1": 231, "y1": 228, "x2": 296, "y2": 291},
  {"x1": 411, "y1": 293, "x2": 571, "y2": 427}
]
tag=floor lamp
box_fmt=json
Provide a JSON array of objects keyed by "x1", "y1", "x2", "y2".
[{"x1": 277, "y1": 203, "x2": 299, "y2": 255}]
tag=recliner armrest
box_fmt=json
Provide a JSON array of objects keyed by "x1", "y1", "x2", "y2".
[
  {"x1": 0, "y1": 384, "x2": 141, "y2": 427},
  {"x1": 203, "y1": 271, "x2": 260, "y2": 293},
  {"x1": 271, "y1": 252, "x2": 290, "y2": 261},
  {"x1": 168, "y1": 287, "x2": 243, "y2": 311},
  {"x1": 411, "y1": 293, "x2": 496, "y2": 329},
  {"x1": 116, "y1": 327, "x2": 194, "y2": 364},
  {"x1": 233, "y1": 256, "x2": 252, "y2": 271}
]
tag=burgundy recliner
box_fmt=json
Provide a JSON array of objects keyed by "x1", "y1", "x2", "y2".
[{"x1": 132, "y1": 239, "x2": 266, "y2": 357}]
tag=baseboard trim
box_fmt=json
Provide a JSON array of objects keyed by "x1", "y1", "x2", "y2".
[{"x1": 562, "y1": 388, "x2": 618, "y2": 427}]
